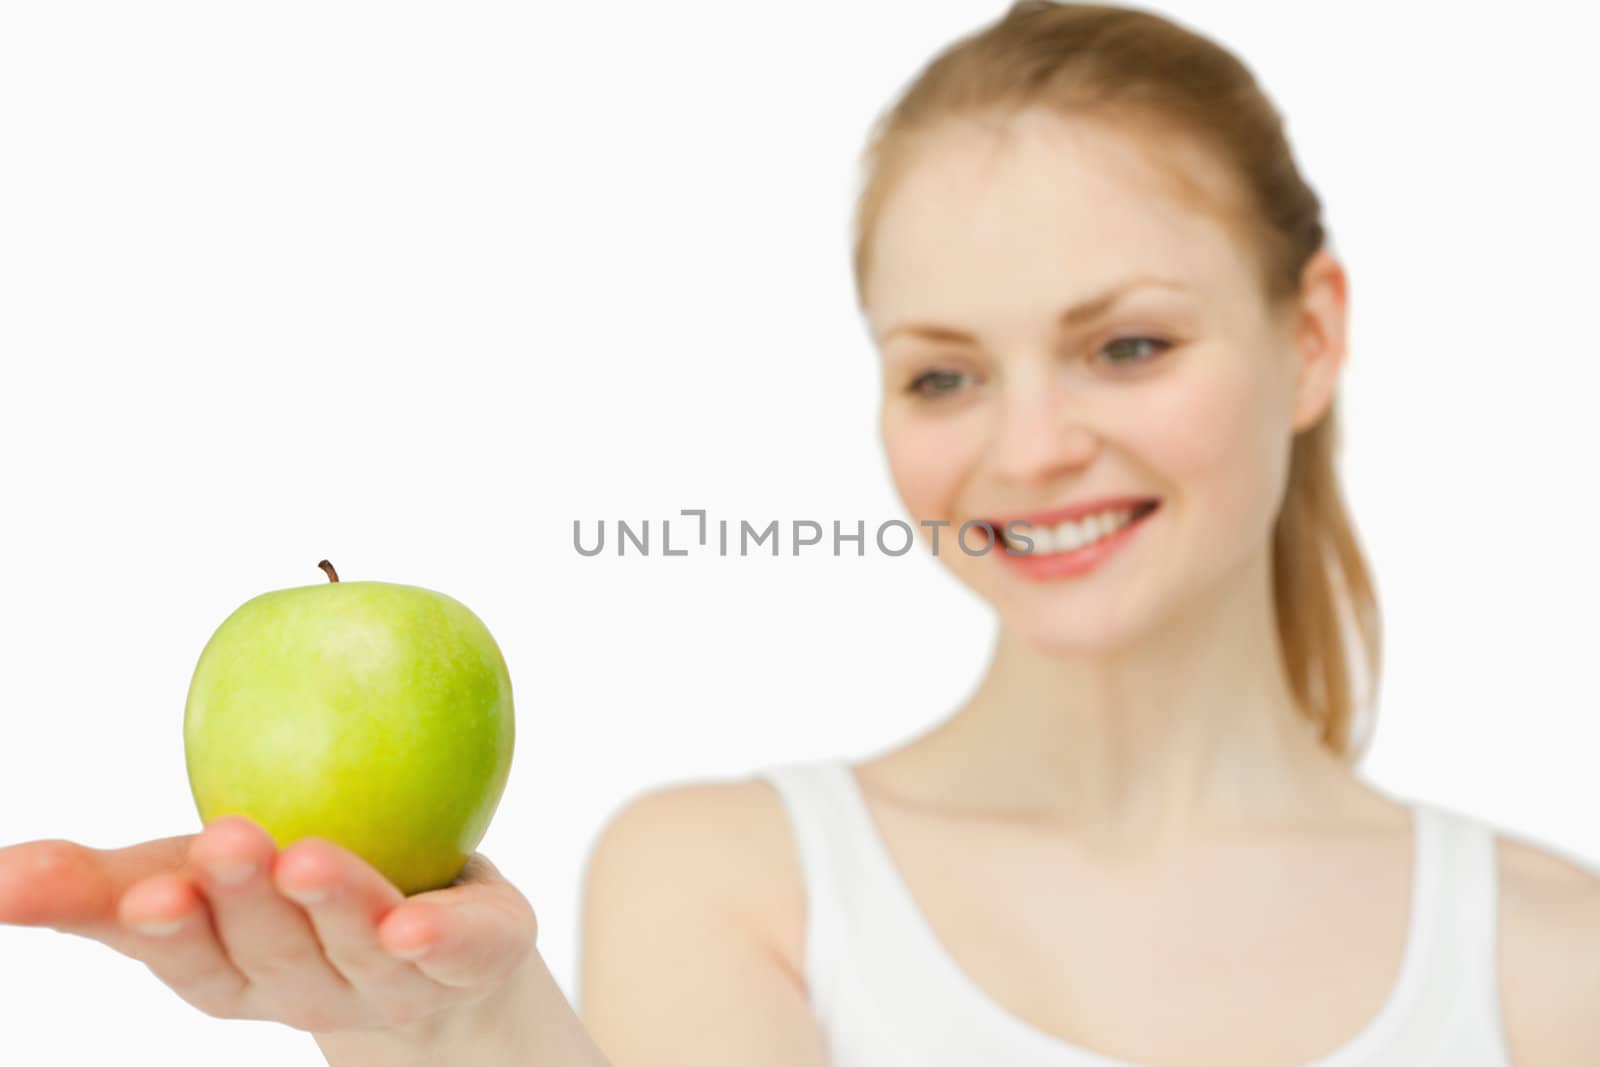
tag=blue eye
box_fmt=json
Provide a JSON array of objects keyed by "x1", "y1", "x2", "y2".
[
  {"x1": 1101, "y1": 336, "x2": 1171, "y2": 365},
  {"x1": 907, "y1": 369, "x2": 970, "y2": 398}
]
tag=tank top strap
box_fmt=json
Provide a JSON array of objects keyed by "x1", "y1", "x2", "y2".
[
  {"x1": 758, "y1": 757, "x2": 957, "y2": 1062},
  {"x1": 1388, "y1": 801, "x2": 1513, "y2": 1060},
  {"x1": 757, "y1": 758, "x2": 868, "y2": 1031}
]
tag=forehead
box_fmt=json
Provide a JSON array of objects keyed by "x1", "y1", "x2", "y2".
[{"x1": 863, "y1": 111, "x2": 1253, "y2": 339}]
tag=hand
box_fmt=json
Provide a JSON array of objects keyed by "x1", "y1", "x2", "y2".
[{"x1": 0, "y1": 816, "x2": 538, "y2": 1036}]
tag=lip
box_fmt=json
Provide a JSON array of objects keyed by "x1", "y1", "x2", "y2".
[{"x1": 982, "y1": 495, "x2": 1160, "y2": 535}]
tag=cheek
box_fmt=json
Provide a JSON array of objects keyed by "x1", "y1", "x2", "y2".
[
  {"x1": 881, "y1": 408, "x2": 976, "y2": 521},
  {"x1": 1141, "y1": 357, "x2": 1290, "y2": 538}
]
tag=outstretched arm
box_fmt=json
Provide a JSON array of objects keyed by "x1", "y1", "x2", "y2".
[{"x1": 0, "y1": 818, "x2": 611, "y2": 1066}]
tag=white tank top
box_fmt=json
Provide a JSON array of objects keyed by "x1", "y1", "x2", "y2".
[{"x1": 759, "y1": 758, "x2": 1513, "y2": 1067}]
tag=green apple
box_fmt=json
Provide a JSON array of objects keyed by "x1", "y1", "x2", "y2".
[{"x1": 183, "y1": 560, "x2": 515, "y2": 895}]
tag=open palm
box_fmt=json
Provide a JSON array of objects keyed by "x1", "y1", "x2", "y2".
[{"x1": 0, "y1": 814, "x2": 536, "y2": 1035}]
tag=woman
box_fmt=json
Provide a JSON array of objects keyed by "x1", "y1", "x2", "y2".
[{"x1": 2, "y1": 3, "x2": 1595, "y2": 1065}]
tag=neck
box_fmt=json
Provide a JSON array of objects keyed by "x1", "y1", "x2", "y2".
[{"x1": 920, "y1": 548, "x2": 1367, "y2": 853}]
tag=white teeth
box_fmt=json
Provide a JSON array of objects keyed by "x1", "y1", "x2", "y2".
[
  {"x1": 1055, "y1": 517, "x2": 1086, "y2": 550},
  {"x1": 1016, "y1": 507, "x2": 1137, "y2": 556}
]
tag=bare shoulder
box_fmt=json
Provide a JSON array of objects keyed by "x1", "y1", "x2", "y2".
[
  {"x1": 1495, "y1": 829, "x2": 1600, "y2": 1063},
  {"x1": 581, "y1": 774, "x2": 809, "y2": 985},
  {"x1": 576, "y1": 775, "x2": 827, "y2": 1065}
]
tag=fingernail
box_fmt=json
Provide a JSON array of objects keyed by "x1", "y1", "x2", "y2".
[
  {"x1": 389, "y1": 940, "x2": 432, "y2": 960},
  {"x1": 282, "y1": 884, "x2": 328, "y2": 905},
  {"x1": 209, "y1": 861, "x2": 255, "y2": 886},
  {"x1": 135, "y1": 917, "x2": 188, "y2": 937}
]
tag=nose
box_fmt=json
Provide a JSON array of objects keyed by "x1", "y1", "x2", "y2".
[{"x1": 988, "y1": 374, "x2": 1099, "y2": 487}]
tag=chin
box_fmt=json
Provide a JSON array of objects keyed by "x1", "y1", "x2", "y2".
[
  {"x1": 1019, "y1": 625, "x2": 1143, "y2": 659},
  {"x1": 998, "y1": 597, "x2": 1152, "y2": 659}
]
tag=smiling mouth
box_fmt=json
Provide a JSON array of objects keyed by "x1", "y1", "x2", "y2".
[{"x1": 987, "y1": 500, "x2": 1160, "y2": 555}]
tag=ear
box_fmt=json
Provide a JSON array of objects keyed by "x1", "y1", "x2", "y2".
[{"x1": 1287, "y1": 248, "x2": 1349, "y2": 433}]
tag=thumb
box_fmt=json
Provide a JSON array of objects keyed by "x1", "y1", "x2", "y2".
[
  {"x1": 376, "y1": 852, "x2": 537, "y2": 990},
  {"x1": 0, "y1": 835, "x2": 194, "y2": 936}
]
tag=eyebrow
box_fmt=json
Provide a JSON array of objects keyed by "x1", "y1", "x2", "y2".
[{"x1": 875, "y1": 275, "x2": 1191, "y2": 348}]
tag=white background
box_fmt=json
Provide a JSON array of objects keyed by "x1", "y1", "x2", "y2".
[{"x1": 2, "y1": 1, "x2": 1596, "y2": 1062}]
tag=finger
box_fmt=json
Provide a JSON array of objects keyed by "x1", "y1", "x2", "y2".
[
  {"x1": 375, "y1": 854, "x2": 536, "y2": 989},
  {"x1": 271, "y1": 836, "x2": 443, "y2": 1018},
  {"x1": 0, "y1": 836, "x2": 192, "y2": 937},
  {"x1": 117, "y1": 871, "x2": 249, "y2": 1017},
  {"x1": 187, "y1": 815, "x2": 348, "y2": 1001}
]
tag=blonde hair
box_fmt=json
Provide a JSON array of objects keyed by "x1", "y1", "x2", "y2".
[{"x1": 850, "y1": 1, "x2": 1381, "y2": 761}]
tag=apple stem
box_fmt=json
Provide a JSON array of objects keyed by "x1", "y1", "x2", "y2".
[{"x1": 318, "y1": 559, "x2": 340, "y2": 583}]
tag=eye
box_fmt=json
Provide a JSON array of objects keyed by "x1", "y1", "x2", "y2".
[
  {"x1": 905, "y1": 369, "x2": 972, "y2": 398},
  {"x1": 1100, "y1": 335, "x2": 1171, "y2": 366}
]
